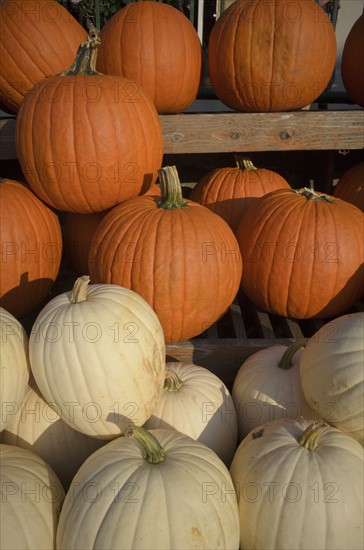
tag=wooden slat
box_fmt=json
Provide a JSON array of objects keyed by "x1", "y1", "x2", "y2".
[{"x1": 160, "y1": 111, "x2": 364, "y2": 153}]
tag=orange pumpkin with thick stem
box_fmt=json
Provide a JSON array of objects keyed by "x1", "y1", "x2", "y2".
[
  {"x1": 0, "y1": 178, "x2": 62, "y2": 319},
  {"x1": 208, "y1": 0, "x2": 336, "y2": 112},
  {"x1": 333, "y1": 162, "x2": 364, "y2": 213},
  {"x1": 89, "y1": 166, "x2": 242, "y2": 344},
  {"x1": 190, "y1": 156, "x2": 291, "y2": 232},
  {"x1": 236, "y1": 187, "x2": 364, "y2": 319},
  {"x1": 341, "y1": 14, "x2": 364, "y2": 107},
  {"x1": 15, "y1": 24, "x2": 163, "y2": 214},
  {"x1": 0, "y1": 0, "x2": 86, "y2": 114},
  {"x1": 97, "y1": 0, "x2": 202, "y2": 114}
]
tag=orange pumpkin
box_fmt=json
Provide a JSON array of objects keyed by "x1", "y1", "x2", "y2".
[
  {"x1": 341, "y1": 14, "x2": 364, "y2": 107},
  {"x1": 0, "y1": 178, "x2": 62, "y2": 318},
  {"x1": 208, "y1": 0, "x2": 336, "y2": 112},
  {"x1": 190, "y1": 157, "x2": 290, "y2": 232},
  {"x1": 236, "y1": 187, "x2": 364, "y2": 319},
  {"x1": 0, "y1": 0, "x2": 86, "y2": 114},
  {"x1": 333, "y1": 162, "x2": 364, "y2": 213},
  {"x1": 97, "y1": 1, "x2": 202, "y2": 113},
  {"x1": 15, "y1": 25, "x2": 163, "y2": 214},
  {"x1": 89, "y1": 166, "x2": 242, "y2": 343}
]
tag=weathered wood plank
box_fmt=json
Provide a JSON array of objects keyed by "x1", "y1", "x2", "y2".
[{"x1": 160, "y1": 111, "x2": 364, "y2": 153}]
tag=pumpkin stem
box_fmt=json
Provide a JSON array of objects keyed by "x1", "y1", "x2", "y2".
[
  {"x1": 69, "y1": 275, "x2": 90, "y2": 304},
  {"x1": 292, "y1": 187, "x2": 335, "y2": 203},
  {"x1": 126, "y1": 426, "x2": 165, "y2": 464},
  {"x1": 298, "y1": 421, "x2": 329, "y2": 450},
  {"x1": 164, "y1": 370, "x2": 184, "y2": 392},
  {"x1": 277, "y1": 339, "x2": 306, "y2": 370},
  {"x1": 234, "y1": 155, "x2": 258, "y2": 172},
  {"x1": 156, "y1": 166, "x2": 189, "y2": 210},
  {"x1": 56, "y1": 21, "x2": 102, "y2": 77}
]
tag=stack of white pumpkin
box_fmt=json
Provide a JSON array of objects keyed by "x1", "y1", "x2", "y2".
[
  {"x1": 1, "y1": 277, "x2": 363, "y2": 549},
  {"x1": 0, "y1": 276, "x2": 240, "y2": 550}
]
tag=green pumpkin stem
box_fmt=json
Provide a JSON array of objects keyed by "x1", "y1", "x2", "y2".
[
  {"x1": 277, "y1": 339, "x2": 306, "y2": 370},
  {"x1": 69, "y1": 275, "x2": 90, "y2": 303},
  {"x1": 298, "y1": 421, "x2": 329, "y2": 450},
  {"x1": 57, "y1": 21, "x2": 102, "y2": 77},
  {"x1": 292, "y1": 187, "x2": 335, "y2": 203},
  {"x1": 156, "y1": 166, "x2": 189, "y2": 210},
  {"x1": 234, "y1": 155, "x2": 257, "y2": 172},
  {"x1": 164, "y1": 370, "x2": 184, "y2": 392},
  {"x1": 126, "y1": 426, "x2": 165, "y2": 464}
]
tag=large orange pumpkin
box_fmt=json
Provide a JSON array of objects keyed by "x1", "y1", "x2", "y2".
[
  {"x1": 0, "y1": 178, "x2": 62, "y2": 319},
  {"x1": 190, "y1": 156, "x2": 290, "y2": 232},
  {"x1": 341, "y1": 14, "x2": 364, "y2": 107},
  {"x1": 333, "y1": 162, "x2": 364, "y2": 213},
  {"x1": 89, "y1": 166, "x2": 242, "y2": 343},
  {"x1": 208, "y1": 0, "x2": 337, "y2": 112},
  {"x1": 15, "y1": 25, "x2": 163, "y2": 214},
  {"x1": 97, "y1": 1, "x2": 202, "y2": 113},
  {"x1": 236, "y1": 187, "x2": 364, "y2": 319},
  {"x1": 0, "y1": 0, "x2": 86, "y2": 114}
]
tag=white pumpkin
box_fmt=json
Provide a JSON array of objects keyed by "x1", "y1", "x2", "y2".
[
  {"x1": 300, "y1": 312, "x2": 364, "y2": 445},
  {"x1": 0, "y1": 378, "x2": 106, "y2": 489},
  {"x1": 29, "y1": 276, "x2": 166, "y2": 438},
  {"x1": 57, "y1": 426, "x2": 240, "y2": 550},
  {"x1": 143, "y1": 361, "x2": 238, "y2": 466},
  {"x1": 230, "y1": 419, "x2": 363, "y2": 550},
  {"x1": 0, "y1": 443, "x2": 65, "y2": 550},
  {"x1": 232, "y1": 341, "x2": 314, "y2": 441},
  {"x1": 0, "y1": 307, "x2": 30, "y2": 431}
]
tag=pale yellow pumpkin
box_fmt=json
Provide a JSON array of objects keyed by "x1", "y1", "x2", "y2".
[
  {"x1": 29, "y1": 276, "x2": 166, "y2": 438},
  {"x1": 0, "y1": 307, "x2": 30, "y2": 431},
  {"x1": 232, "y1": 341, "x2": 314, "y2": 441},
  {"x1": 144, "y1": 361, "x2": 238, "y2": 466},
  {"x1": 57, "y1": 426, "x2": 240, "y2": 549},
  {"x1": 0, "y1": 443, "x2": 65, "y2": 550},
  {"x1": 300, "y1": 312, "x2": 364, "y2": 445},
  {"x1": 0, "y1": 378, "x2": 106, "y2": 489},
  {"x1": 230, "y1": 419, "x2": 363, "y2": 550}
]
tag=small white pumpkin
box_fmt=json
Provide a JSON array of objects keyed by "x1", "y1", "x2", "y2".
[
  {"x1": 232, "y1": 341, "x2": 314, "y2": 441},
  {"x1": 300, "y1": 312, "x2": 364, "y2": 445},
  {"x1": 29, "y1": 276, "x2": 166, "y2": 439},
  {"x1": 57, "y1": 426, "x2": 240, "y2": 550},
  {"x1": 0, "y1": 443, "x2": 65, "y2": 550},
  {"x1": 143, "y1": 361, "x2": 238, "y2": 466},
  {"x1": 0, "y1": 378, "x2": 106, "y2": 489},
  {"x1": 230, "y1": 419, "x2": 364, "y2": 550},
  {"x1": 0, "y1": 307, "x2": 30, "y2": 431}
]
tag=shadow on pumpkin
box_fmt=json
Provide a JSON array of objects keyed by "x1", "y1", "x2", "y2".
[{"x1": 0, "y1": 272, "x2": 57, "y2": 327}]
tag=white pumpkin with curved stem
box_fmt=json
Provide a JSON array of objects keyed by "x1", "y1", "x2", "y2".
[
  {"x1": 1, "y1": 378, "x2": 106, "y2": 489},
  {"x1": 57, "y1": 426, "x2": 240, "y2": 550},
  {"x1": 143, "y1": 361, "x2": 238, "y2": 466},
  {"x1": 230, "y1": 419, "x2": 364, "y2": 550},
  {"x1": 0, "y1": 307, "x2": 30, "y2": 431},
  {"x1": 0, "y1": 443, "x2": 65, "y2": 550},
  {"x1": 232, "y1": 341, "x2": 314, "y2": 441},
  {"x1": 300, "y1": 312, "x2": 364, "y2": 445},
  {"x1": 29, "y1": 276, "x2": 166, "y2": 439}
]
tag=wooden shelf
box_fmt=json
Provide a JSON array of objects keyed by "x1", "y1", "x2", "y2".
[
  {"x1": 2, "y1": 110, "x2": 363, "y2": 161},
  {"x1": 160, "y1": 110, "x2": 364, "y2": 153}
]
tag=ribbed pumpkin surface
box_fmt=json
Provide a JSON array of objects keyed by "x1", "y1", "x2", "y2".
[
  {"x1": 341, "y1": 14, "x2": 364, "y2": 107},
  {"x1": 15, "y1": 74, "x2": 163, "y2": 213},
  {"x1": 89, "y1": 169, "x2": 242, "y2": 343},
  {"x1": 208, "y1": 0, "x2": 336, "y2": 112},
  {"x1": 333, "y1": 162, "x2": 364, "y2": 212},
  {"x1": 97, "y1": 1, "x2": 202, "y2": 113},
  {"x1": 0, "y1": 0, "x2": 86, "y2": 113},
  {"x1": 0, "y1": 179, "x2": 62, "y2": 318},
  {"x1": 190, "y1": 158, "x2": 290, "y2": 232},
  {"x1": 236, "y1": 188, "x2": 364, "y2": 318}
]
